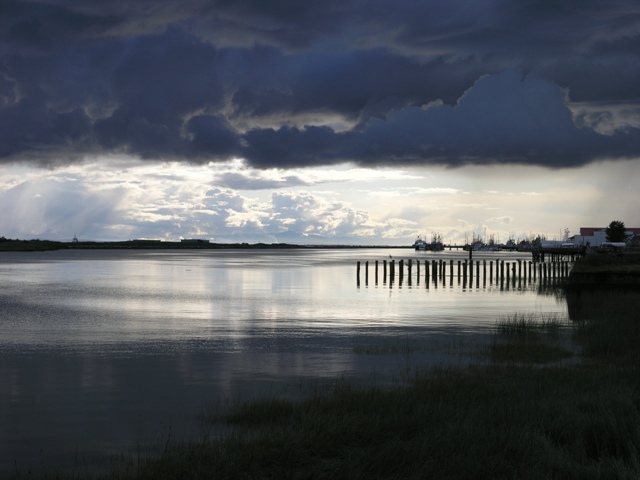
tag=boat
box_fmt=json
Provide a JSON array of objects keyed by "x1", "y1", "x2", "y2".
[
  {"x1": 413, "y1": 237, "x2": 444, "y2": 251},
  {"x1": 414, "y1": 238, "x2": 429, "y2": 251}
]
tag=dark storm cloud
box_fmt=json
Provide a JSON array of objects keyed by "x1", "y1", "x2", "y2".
[{"x1": 1, "y1": 0, "x2": 639, "y2": 168}]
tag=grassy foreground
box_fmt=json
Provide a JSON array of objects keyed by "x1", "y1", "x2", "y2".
[
  {"x1": 126, "y1": 366, "x2": 639, "y2": 480},
  {"x1": 11, "y1": 290, "x2": 640, "y2": 480}
]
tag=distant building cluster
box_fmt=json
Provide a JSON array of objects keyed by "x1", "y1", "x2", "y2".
[{"x1": 571, "y1": 227, "x2": 640, "y2": 247}]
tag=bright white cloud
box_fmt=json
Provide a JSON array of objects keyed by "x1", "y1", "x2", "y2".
[{"x1": 1, "y1": 157, "x2": 639, "y2": 245}]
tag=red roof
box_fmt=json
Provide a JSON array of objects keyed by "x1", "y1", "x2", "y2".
[{"x1": 580, "y1": 227, "x2": 640, "y2": 236}]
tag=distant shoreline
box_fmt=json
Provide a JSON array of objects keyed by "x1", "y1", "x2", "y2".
[{"x1": 0, "y1": 238, "x2": 409, "y2": 252}]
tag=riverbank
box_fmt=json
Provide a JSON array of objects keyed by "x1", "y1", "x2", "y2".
[{"x1": 568, "y1": 251, "x2": 640, "y2": 286}]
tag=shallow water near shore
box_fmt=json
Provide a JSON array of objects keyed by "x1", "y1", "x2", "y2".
[{"x1": 0, "y1": 248, "x2": 569, "y2": 474}]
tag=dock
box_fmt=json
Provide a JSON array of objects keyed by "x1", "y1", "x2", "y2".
[{"x1": 356, "y1": 257, "x2": 572, "y2": 288}]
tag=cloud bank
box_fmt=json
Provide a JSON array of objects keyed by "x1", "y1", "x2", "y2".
[{"x1": 1, "y1": 0, "x2": 639, "y2": 169}]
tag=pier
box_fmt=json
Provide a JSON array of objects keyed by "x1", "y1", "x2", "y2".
[
  {"x1": 356, "y1": 257, "x2": 572, "y2": 288},
  {"x1": 531, "y1": 246, "x2": 584, "y2": 263}
]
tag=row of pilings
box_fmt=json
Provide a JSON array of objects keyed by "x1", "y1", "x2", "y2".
[{"x1": 356, "y1": 258, "x2": 571, "y2": 288}]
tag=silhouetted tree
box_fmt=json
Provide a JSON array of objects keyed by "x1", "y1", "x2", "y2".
[{"x1": 605, "y1": 220, "x2": 626, "y2": 242}]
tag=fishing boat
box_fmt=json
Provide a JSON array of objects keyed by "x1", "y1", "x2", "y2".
[{"x1": 413, "y1": 237, "x2": 444, "y2": 251}]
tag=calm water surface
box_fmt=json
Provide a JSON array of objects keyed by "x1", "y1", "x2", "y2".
[{"x1": 0, "y1": 248, "x2": 568, "y2": 474}]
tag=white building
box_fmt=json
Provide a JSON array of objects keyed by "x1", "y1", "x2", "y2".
[{"x1": 571, "y1": 227, "x2": 640, "y2": 247}]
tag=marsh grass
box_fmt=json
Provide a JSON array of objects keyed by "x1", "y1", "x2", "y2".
[
  {"x1": 495, "y1": 312, "x2": 565, "y2": 336},
  {"x1": 489, "y1": 341, "x2": 574, "y2": 364},
  {"x1": 115, "y1": 366, "x2": 640, "y2": 480},
  {"x1": 490, "y1": 312, "x2": 575, "y2": 364}
]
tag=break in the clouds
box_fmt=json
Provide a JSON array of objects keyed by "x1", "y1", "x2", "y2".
[{"x1": 1, "y1": 0, "x2": 640, "y2": 169}]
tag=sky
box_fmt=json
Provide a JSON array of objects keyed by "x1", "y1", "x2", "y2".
[{"x1": 1, "y1": 1, "x2": 639, "y2": 245}]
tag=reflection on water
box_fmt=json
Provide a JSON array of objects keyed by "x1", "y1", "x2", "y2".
[{"x1": 0, "y1": 249, "x2": 569, "y2": 474}]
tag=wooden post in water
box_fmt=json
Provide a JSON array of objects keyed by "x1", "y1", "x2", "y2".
[
  {"x1": 500, "y1": 261, "x2": 505, "y2": 282},
  {"x1": 383, "y1": 260, "x2": 387, "y2": 284},
  {"x1": 375, "y1": 261, "x2": 378, "y2": 285},
  {"x1": 537, "y1": 262, "x2": 542, "y2": 280},
  {"x1": 450, "y1": 260, "x2": 454, "y2": 283},
  {"x1": 476, "y1": 260, "x2": 480, "y2": 282},
  {"x1": 457, "y1": 260, "x2": 461, "y2": 280},
  {"x1": 432, "y1": 260, "x2": 437, "y2": 282},
  {"x1": 365, "y1": 261, "x2": 369, "y2": 286},
  {"x1": 357, "y1": 261, "x2": 360, "y2": 286},
  {"x1": 390, "y1": 260, "x2": 395, "y2": 283},
  {"x1": 425, "y1": 260, "x2": 429, "y2": 285},
  {"x1": 399, "y1": 259, "x2": 404, "y2": 283}
]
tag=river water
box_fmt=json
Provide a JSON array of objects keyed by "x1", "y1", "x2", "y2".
[{"x1": 0, "y1": 248, "x2": 568, "y2": 474}]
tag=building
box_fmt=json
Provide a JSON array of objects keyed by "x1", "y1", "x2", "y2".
[{"x1": 571, "y1": 227, "x2": 640, "y2": 247}]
